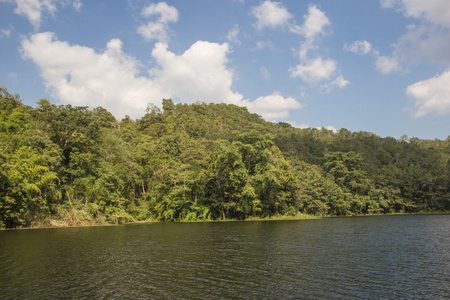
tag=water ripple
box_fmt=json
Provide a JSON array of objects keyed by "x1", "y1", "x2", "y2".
[{"x1": 1, "y1": 215, "x2": 449, "y2": 299}]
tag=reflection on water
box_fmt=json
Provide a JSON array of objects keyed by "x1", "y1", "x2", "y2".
[{"x1": 1, "y1": 215, "x2": 449, "y2": 299}]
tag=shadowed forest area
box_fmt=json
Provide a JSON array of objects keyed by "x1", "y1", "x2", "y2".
[{"x1": 1, "y1": 86, "x2": 449, "y2": 228}]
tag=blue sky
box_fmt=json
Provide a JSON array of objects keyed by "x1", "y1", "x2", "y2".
[{"x1": 1, "y1": 0, "x2": 449, "y2": 139}]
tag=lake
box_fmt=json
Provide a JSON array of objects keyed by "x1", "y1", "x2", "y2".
[{"x1": 1, "y1": 215, "x2": 449, "y2": 299}]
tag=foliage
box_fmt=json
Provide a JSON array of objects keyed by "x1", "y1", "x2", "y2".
[{"x1": 1, "y1": 85, "x2": 449, "y2": 228}]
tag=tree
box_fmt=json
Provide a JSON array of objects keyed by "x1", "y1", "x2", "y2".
[{"x1": 0, "y1": 147, "x2": 60, "y2": 228}]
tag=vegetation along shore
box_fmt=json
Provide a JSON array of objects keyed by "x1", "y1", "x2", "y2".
[{"x1": 1, "y1": 86, "x2": 449, "y2": 229}]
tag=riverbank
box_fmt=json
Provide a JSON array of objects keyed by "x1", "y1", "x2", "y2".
[{"x1": 3, "y1": 210, "x2": 449, "y2": 230}]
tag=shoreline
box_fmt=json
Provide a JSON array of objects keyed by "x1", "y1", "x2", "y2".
[{"x1": 2, "y1": 211, "x2": 449, "y2": 231}]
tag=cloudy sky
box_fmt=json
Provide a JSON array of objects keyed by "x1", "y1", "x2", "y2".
[{"x1": 1, "y1": 0, "x2": 449, "y2": 139}]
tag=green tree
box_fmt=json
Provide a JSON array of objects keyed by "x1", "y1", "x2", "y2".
[{"x1": 0, "y1": 147, "x2": 60, "y2": 228}]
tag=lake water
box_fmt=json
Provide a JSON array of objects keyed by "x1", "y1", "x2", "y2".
[{"x1": 1, "y1": 215, "x2": 449, "y2": 299}]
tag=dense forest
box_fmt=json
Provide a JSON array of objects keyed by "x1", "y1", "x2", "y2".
[{"x1": 1, "y1": 86, "x2": 449, "y2": 228}]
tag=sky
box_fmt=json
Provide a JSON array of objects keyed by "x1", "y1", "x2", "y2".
[{"x1": 1, "y1": 0, "x2": 449, "y2": 140}]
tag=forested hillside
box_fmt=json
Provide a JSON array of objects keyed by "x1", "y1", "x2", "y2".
[{"x1": 1, "y1": 86, "x2": 449, "y2": 228}]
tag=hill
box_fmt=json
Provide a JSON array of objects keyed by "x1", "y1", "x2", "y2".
[{"x1": 1, "y1": 86, "x2": 449, "y2": 228}]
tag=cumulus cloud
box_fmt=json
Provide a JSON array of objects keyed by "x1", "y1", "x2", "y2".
[
  {"x1": 289, "y1": 5, "x2": 349, "y2": 88},
  {"x1": 376, "y1": 0, "x2": 450, "y2": 72},
  {"x1": 72, "y1": 0, "x2": 81, "y2": 11},
  {"x1": 407, "y1": 70, "x2": 450, "y2": 117},
  {"x1": 251, "y1": 1, "x2": 293, "y2": 30},
  {"x1": 321, "y1": 75, "x2": 350, "y2": 92},
  {"x1": 377, "y1": 1, "x2": 450, "y2": 116},
  {"x1": 150, "y1": 41, "x2": 243, "y2": 105},
  {"x1": 394, "y1": 23, "x2": 450, "y2": 65},
  {"x1": 344, "y1": 40, "x2": 403, "y2": 74},
  {"x1": 332, "y1": 75, "x2": 351, "y2": 88},
  {"x1": 226, "y1": 24, "x2": 240, "y2": 44},
  {"x1": 21, "y1": 32, "x2": 163, "y2": 118},
  {"x1": 291, "y1": 4, "x2": 330, "y2": 37},
  {"x1": 250, "y1": 2, "x2": 347, "y2": 86},
  {"x1": 344, "y1": 40, "x2": 373, "y2": 55},
  {"x1": 11, "y1": 0, "x2": 57, "y2": 29},
  {"x1": 297, "y1": 38, "x2": 315, "y2": 61},
  {"x1": 3, "y1": 0, "x2": 81, "y2": 29},
  {"x1": 137, "y1": 2, "x2": 178, "y2": 42},
  {"x1": 141, "y1": 1, "x2": 178, "y2": 23},
  {"x1": 346, "y1": 2, "x2": 450, "y2": 76},
  {"x1": 242, "y1": 92, "x2": 302, "y2": 119},
  {"x1": 290, "y1": 57, "x2": 336, "y2": 83},
  {"x1": 322, "y1": 125, "x2": 339, "y2": 133},
  {"x1": 21, "y1": 32, "x2": 303, "y2": 120},
  {"x1": 375, "y1": 55, "x2": 402, "y2": 74},
  {"x1": 290, "y1": 122, "x2": 339, "y2": 133},
  {"x1": 251, "y1": 2, "x2": 330, "y2": 38},
  {"x1": 381, "y1": 0, "x2": 450, "y2": 28}
]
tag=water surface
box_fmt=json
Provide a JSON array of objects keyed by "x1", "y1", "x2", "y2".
[{"x1": 1, "y1": 215, "x2": 449, "y2": 299}]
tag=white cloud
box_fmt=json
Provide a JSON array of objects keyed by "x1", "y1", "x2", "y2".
[
  {"x1": 72, "y1": 0, "x2": 81, "y2": 11},
  {"x1": 252, "y1": 3, "x2": 330, "y2": 38},
  {"x1": 377, "y1": 0, "x2": 450, "y2": 72},
  {"x1": 323, "y1": 125, "x2": 339, "y2": 133},
  {"x1": 332, "y1": 75, "x2": 350, "y2": 88},
  {"x1": 292, "y1": 4, "x2": 330, "y2": 38},
  {"x1": 242, "y1": 92, "x2": 302, "y2": 119},
  {"x1": 344, "y1": 39, "x2": 403, "y2": 74},
  {"x1": 137, "y1": 22, "x2": 169, "y2": 43},
  {"x1": 255, "y1": 40, "x2": 276, "y2": 51},
  {"x1": 290, "y1": 122, "x2": 338, "y2": 133},
  {"x1": 289, "y1": 5, "x2": 348, "y2": 88},
  {"x1": 137, "y1": 2, "x2": 178, "y2": 42},
  {"x1": 226, "y1": 24, "x2": 240, "y2": 44},
  {"x1": 21, "y1": 32, "x2": 301, "y2": 120},
  {"x1": 380, "y1": 0, "x2": 395, "y2": 8},
  {"x1": 290, "y1": 57, "x2": 337, "y2": 83},
  {"x1": 296, "y1": 123, "x2": 310, "y2": 129},
  {"x1": 0, "y1": 27, "x2": 12, "y2": 38},
  {"x1": 251, "y1": 1, "x2": 293, "y2": 30},
  {"x1": 378, "y1": 1, "x2": 450, "y2": 119},
  {"x1": 21, "y1": 32, "x2": 163, "y2": 118},
  {"x1": 4, "y1": 0, "x2": 81, "y2": 29},
  {"x1": 298, "y1": 38, "x2": 315, "y2": 61},
  {"x1": 322, "y1": 75, "x2": 350, "y2": 92},
  {"x1": 260, "y1": 66, "x2": 270, "y2": 80},
  {"x1": 406, "y1": 70, "x2": 450, "y2": 117},
  {"x1": 375, "y1": 55, "x2": 402, "y2": 74},
  {"x1": 150, "y1": 41, "x2": 243, "y2": 105},
  {"x1": 250, "y1": 2, "x2": 346, "y2": 88},
  {"x1": 14, "y1": 0, "x2": 57, "y2": 29},
  {"x1": 141, "y1": 1, "x2": 178, "y2": 23},
  {"x1": 381, "y1": 0, "x2": 450, "y2": 28},
  {"x1": 344, "y1": 40, "x2": 373, "y2": 55},
  {"x1": 394, "y1": 23, "x2": 450, "y2": 65}
]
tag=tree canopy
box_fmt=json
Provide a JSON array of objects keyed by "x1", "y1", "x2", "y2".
[{"x1": 1, "y1": 86, "x2": 449, "y2": 228}]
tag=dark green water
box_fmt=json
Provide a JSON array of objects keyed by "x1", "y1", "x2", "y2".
[{"x1": 1, "y1": 215, "x2": 449, "y2": 299}]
